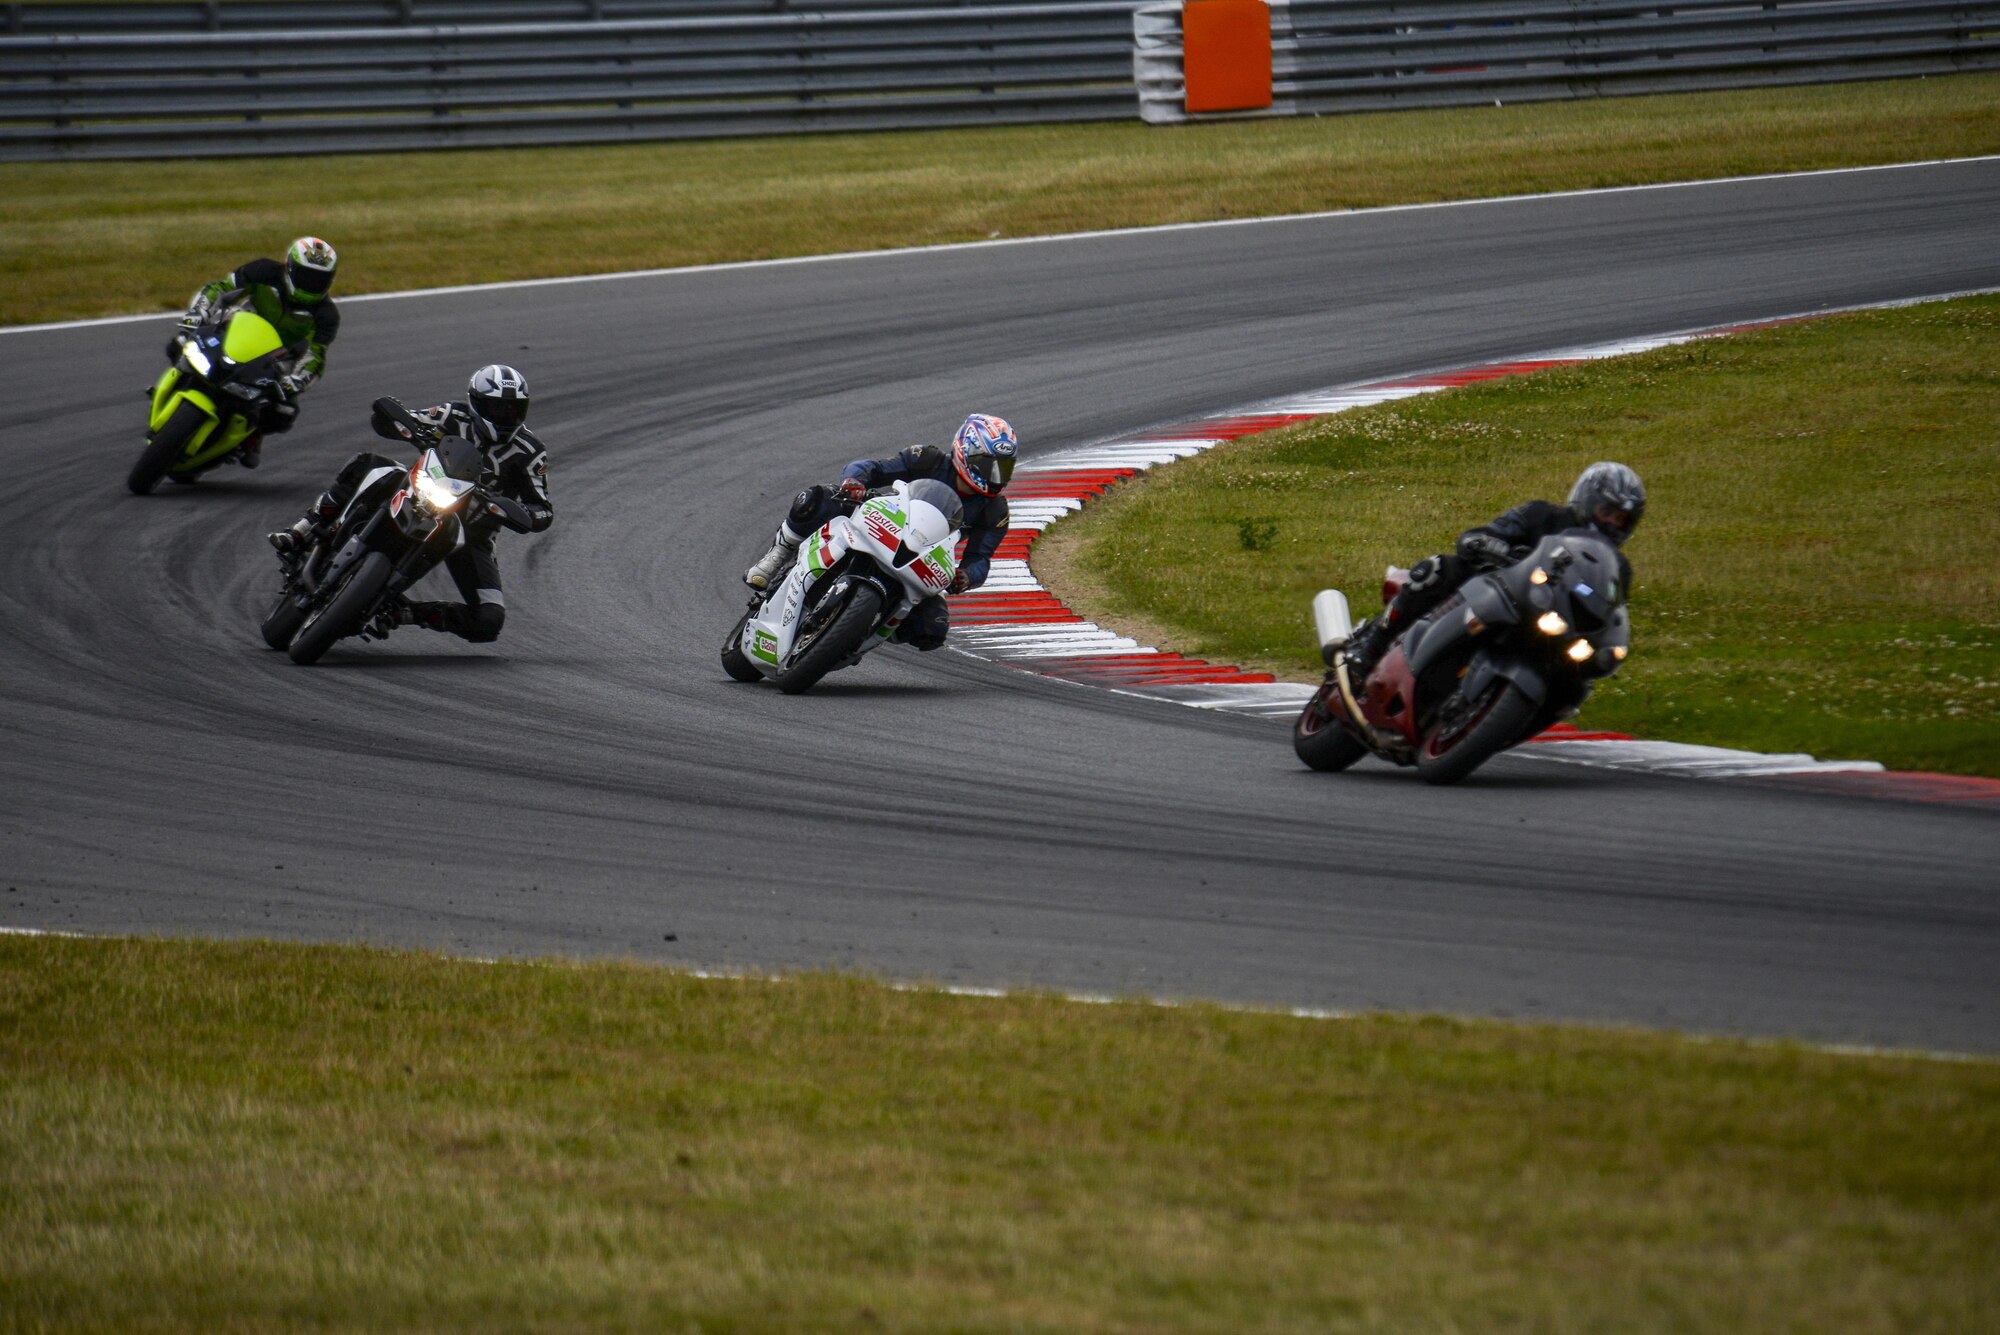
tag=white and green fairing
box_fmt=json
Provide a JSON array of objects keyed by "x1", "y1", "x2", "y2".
[{"x1": 734, "y1": 481, "x2": 960, "y2": 680}]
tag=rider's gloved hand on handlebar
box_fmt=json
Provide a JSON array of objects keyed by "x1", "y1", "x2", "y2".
[
  {"x1": 947, "y1": 570, "x2": 972, "y2": 595},
  {"x1": 836, "y1": 478, "x2": 868, "y2": 504},
  {"x1": 1458, "y1": 531, "x2": 1517, "y2": 568}
]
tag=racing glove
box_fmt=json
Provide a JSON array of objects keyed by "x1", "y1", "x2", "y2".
[
  {"x1": 947, "y1": 570, "x2": 972, "y2": 595},
  {"x1": 836, "y1": 478, "x2": 869, "y2": 504},
  {"x1": 1458, "y1": 531, "x2": 1517, "y2": 568}
]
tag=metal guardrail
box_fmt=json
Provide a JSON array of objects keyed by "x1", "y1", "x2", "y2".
[
  {"x1": 1, "y1": 2, "x2": 1147, "y2": 158},
  {"x1": 1138, "y1": 0, "x2": 2000, "y2": 123},
  {"x1": 7, "y1": 1, "x2": 1997, "y2": 160},
  {"x1": 0, "y1": 1, "x2": 1099, "y2": 34}
]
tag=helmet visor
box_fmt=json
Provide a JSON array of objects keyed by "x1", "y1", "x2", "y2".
[
  {"x1": 966, "y1": 450, "x2": 1013, "y2": 493},
  {"x1": 1592, "y1": 502, "x2": 1640, "y2": 542},
  {"x1": 288, "y1": 262, "x2": 333, "y2": 300},
  {"x1": 472, "y1": 393, "x2": 528, "y2": 440}
]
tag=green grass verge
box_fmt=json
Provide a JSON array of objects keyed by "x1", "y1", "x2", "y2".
[
  {"x1": 1038, "y1": 296, "x2": 2000, "y2": 776},
  {"x1": 2, "y1": 936, "x2": 1996, "y2": 1332},
  {"x1": 6, "y1": 74, "x2": 2000, "y2": 324}
]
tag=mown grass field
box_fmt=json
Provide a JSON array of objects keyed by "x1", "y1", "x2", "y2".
[
  {"x1": 5, "y1": 73, "x2": 2000, "y2": 324},
  {"x1": 1, "y1": 935, "x2": 1996, "y2": 1333},
  {"x1": 1038, "y1": 296, "x2": 2000, "y2": 775}
]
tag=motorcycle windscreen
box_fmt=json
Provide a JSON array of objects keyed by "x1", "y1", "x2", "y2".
[{"x1": 222, "y1": 311, "x2": 286, "y2": 363}]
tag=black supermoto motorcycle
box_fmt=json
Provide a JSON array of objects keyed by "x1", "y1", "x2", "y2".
[
  {"x1": 1293, "y1": 529, "x2": 1632, "y2": 784},
  {"x1": 261, "y1": 400, "x2": 527, "y2": 665}
]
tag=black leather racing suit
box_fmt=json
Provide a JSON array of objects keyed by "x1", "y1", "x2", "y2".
[
  {"x1": 1380, "y1": 499, "x2": 1636, "y2": 639},
  {"x1": 313, "y1": 400, "x2": 553, "y2": 643}
]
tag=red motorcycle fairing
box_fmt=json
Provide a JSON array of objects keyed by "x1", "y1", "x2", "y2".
[{"x1": 1359, "y1": 642, "x2": 1423, "y2": 746}]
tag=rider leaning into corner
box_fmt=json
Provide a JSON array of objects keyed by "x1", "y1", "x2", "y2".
[
  {"x1": 173, "y1": 237, "x2": 339, "y2": 469},
  {"x1": 269, "y1": 365, "x2": 553, "y2": 644},
  {"x1": 1341, "y1": 461, "x2": 1647, "y2": 679},
  {"x1": 742, "y1": 413, "x2": 1019, "y2": 651}
]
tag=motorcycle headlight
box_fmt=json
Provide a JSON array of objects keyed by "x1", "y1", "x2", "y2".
[
  {"x1": 1566, "y1": 639, "x2": 1594, "y2": 663},
  {"x1": 182, "y1": 344, "x2": 212, "y2": 377},
  {"x1": 1536, "y1": 610, "x2": 1569, "y2": 636},
  {"x1": 414, "y1": 470, "x2": 469, "y2": 513}
]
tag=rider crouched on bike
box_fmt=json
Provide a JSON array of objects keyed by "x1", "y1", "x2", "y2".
[
  {"x1": 173, "y1": 237, "x2": 339, "y2": 469},
  {"x1": 743, "y1": 413, "x2": 1018, "y2": 652},
  {"x1": 1343, "y1": 461, "x2": 1646, "y2": 679},
  {"x1": 270, "y1": 365, "x2": 551, "y2": 644}
]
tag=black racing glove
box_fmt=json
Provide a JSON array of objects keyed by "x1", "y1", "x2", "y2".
[{"x1": 1458, "y1": 531, "x2": 1518, "y2": 569}]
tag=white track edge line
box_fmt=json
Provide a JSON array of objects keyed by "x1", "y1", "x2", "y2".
[
  {"x1": 7, "y1": 153, "x2": 1997, "y2": 336},
  {"x1": 0, "y1": 924, "x2": 1983, "y2": 1063}
]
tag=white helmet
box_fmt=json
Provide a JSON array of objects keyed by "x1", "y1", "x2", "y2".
[{"x1": 467, "y1": 364, "x2": 529, "y2": 445}]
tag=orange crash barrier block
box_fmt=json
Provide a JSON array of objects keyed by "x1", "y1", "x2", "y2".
[{"x1": 1183, "y1": 0, "x2": 1272, "y2": 114}]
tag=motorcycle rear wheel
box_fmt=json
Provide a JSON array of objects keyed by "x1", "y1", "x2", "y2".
[
  {"x1": 1293, "y1": 682, "x2": 1368, "y2": 772},
  {"x1": 1415, "y1": 680, "x2": 1538, "y2": 786},
  {"x1": 720, "y1": 608, "x2": 762, "y2": 683},
  {"x1": 772, "y1": 585, "x2": 884, "y2": 694},
  {"x1": 260, "y1": 587, "x2": 309, "y2": 650},
  {"x1": 126, "y1": 400, "x2": 207, "y2": 496},
  {"x1": 288, "y1": 551, "x2": 391, "y2": 666}
]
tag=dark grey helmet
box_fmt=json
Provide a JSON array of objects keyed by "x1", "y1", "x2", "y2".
[
  {"x1": 1567, "y1": 461, "x2": 1646, "y2": 545},
  {"x1": 467, "y1": 364, "x2": 529, "y2": 445}
]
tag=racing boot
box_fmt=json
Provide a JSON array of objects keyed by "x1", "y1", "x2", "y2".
[
  {"x1": 268, "y1": 491, "x2": 339, "y2": 558},
  {"x1": 744, "y1": 523, "x2": 805, "y2": 591},
  {"x1": 1341, "y1": 615, "x2": 1395, "y2": 683}
]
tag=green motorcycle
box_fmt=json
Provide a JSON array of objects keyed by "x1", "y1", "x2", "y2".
[{"x1": 127, "y1": 308, "x2": 294, "y2": 495}]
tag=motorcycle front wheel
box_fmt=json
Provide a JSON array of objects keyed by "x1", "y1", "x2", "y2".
[
  {"x1": 288, "y1": 551, "x2": 391, "y2": 666},
  {"x1": 260, "y1": 587, "x2": 309, "y2": 650},
  {"x1": 1292, "y1": 681, "x2": 1368, "y2": 772},
  {"x1": 772, "y1": 584, "x2": 884, "y2": 695},
  {"x1": 1415, "y1": 679, "x2": 1538, "y2": 786},
  {"x1": 126, "y1": 400, "x2": 208, "y2": 496},
  {"x1": 720, "y1": 608, "x2": 762, "y2": 683}
]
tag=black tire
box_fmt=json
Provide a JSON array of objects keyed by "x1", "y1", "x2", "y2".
[
  {"x1": 127, "y1": 401, "x2": 208, "y2": 496},
  {"x1": 720, "y1": 608, "x2": 762, "y2": 683},
  {"x1": 1415, "y1": 679, "x2": 1540, "y2": 786},
  {"x1": 287, "y1": 552, "x2": 391, "y2": 666},
  {"x1": 1293, "y1": 681, "x2": 1369, "y2": 773},
  {"x1": 260, "y1": 587, "x2": 309, "y2": 651},
  {"x1": 772, "y1": 584, "x2": 884, "y2": 695}
]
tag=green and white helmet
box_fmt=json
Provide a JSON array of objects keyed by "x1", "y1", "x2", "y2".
[{"x1": 284, "y1": 236, "x2": 337, "y2": 305}]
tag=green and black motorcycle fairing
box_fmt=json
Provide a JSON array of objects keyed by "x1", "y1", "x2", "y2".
[{"x1": 127, "y1": 308, "x2": 295, "y2": 495}]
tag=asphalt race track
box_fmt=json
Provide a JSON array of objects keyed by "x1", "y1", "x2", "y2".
[{"x1": 5, "y1": 160, "x2": 1999, "y2": 1052}]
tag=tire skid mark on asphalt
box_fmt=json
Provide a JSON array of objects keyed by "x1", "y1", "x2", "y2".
[{"x1": 946, "y1": 299, "x2": 2000, "y2": 807}]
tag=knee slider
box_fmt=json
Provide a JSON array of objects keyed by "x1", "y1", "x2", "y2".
[
  {"x1": 466, "y1": 605, "x2": 505, "y2": 644},
  {"x1": 1407, "y1": 555, "x2": 1448, "y2": 592},
  {"x1": 788, "y1": 485, "x2": 829, "y2": 528},
  {"x1": 899, "y1": 600, "x2": 949, "y2": 651}
]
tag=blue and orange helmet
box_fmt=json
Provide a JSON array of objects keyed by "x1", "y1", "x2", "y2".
[{"x1": 950, "y1": 413, "x2": 1017, "y2": 497}]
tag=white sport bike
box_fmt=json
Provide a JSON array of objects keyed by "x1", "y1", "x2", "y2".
[{"x1": 722, "y1": 478, "x2": 963, "y2": 694}]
